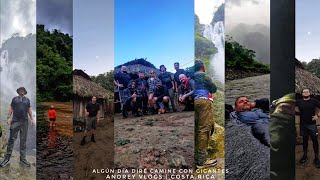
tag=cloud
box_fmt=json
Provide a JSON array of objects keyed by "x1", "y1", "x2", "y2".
[
  {"x1": 37, "y1": 0, "x2": 73, "y2": 34},
  {"x1": 0, "y1": 0, "x2": 36, "y2": 45},
  {"x1": 227, "y1": 0, "x2": 260, "y2": 7}
]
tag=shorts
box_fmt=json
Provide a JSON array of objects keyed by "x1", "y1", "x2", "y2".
[
  {"x1": 300, "y1": 124, "x2": 318, "y2": 137},
  {"x1": 49, "y1": 118, "x2": 56, "y2": 122},
  {"x1": 86, "y1": 116, "x2": 97, "y2": 131}
]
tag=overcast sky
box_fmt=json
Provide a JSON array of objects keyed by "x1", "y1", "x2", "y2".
[
  {"x1": 73, "y1": 0, "x2": 114, "y2": 76},
  {"x1": 225, "y1": 0, "x2": 270, "y2": 31},
  {"x1": 37, "y1": 0, "x2": 73, "y2": 35},
  {"x1": 0, "y1": 0, "x2": 36, "y2": 47},
  {"x1": 296, "y1": 0, "x2": 320, "y2": 63}
]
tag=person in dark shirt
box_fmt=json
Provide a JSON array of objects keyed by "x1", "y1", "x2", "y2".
[
  {"x1": 158, "y1": 65, "x2": 177, "y2": 112},
  {"x1": 114, "y1": 66, "x2": 132, "y2": 108},
  {"x1": 296, "y1": 88, "x2": 320, "y2": 167},
  {"x1": 173, "y1": 62, "x2": 186, "y2": 93},
  {"x1": 135, "y1": 71, "x2": 148, "y2": 115},
  {"x1": 81, "y1": 96, "x2": 100, "y2": 145},
  {"x1": 0, "y1": 87, "x2": 35, "y2": 167},
  {"x1": 194, "y1": 60, "x2": 217, "y2": 169},
  {"x1": 178, "y1": 74, "x2": 195, "y2": 111},
  {"x1": 153, "y1": 80, "x2": 169, "y2": 114},
  {"x1": 122, "y1": 80, "x2": 143, "y2": 118}
]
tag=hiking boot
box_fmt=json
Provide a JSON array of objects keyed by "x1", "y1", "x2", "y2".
[
  {"x1": 20, "y1": 158, "x2": 31, "y2": 167},
  {"x1": 299, "y1": 155, "x2": 308, "y2": 163},
  {"x1": 81, "y1": 137, "x2": 86, "y2": 145},
  {"x1": 314, "y1": 158, "x2": 320, "y2": 168},
  {"x1": 91, "y1": 135, "x2": 96, "y2": 143},
  {"x1": 196, "y1": 159, "x2": 218, "y2": 169},
  {"x1": 0, "y1": 156, "x2": 10, "y2": 167}
]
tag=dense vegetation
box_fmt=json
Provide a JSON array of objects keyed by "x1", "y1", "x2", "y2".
[
  {"x1": 36, "y1": 25, "x2": 73, "y2": 102},
  {"x1": 225, "y1": 37, "x2": 270, "y2": 73},
  {"x1": 91, "y1": 70, "x2": 114, "y2": 92},
  {"x1": 303, "y1": 59, "x2": 320, "y2": 78}
]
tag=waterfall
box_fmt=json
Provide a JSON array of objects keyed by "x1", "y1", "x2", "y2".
[
  {"x1": 203, "y1": 21, "x2": 225, "y2": 83},
  {"x1": 0, "y1": 43, "x2": 36, "y2": 128}
]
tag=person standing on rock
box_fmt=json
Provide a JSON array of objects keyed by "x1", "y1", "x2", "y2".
[
  {"x1": 0, "y1": 87, "x2": 35, "y2": 167},
  {"x1": 81, "y1": 96, "x2": 100, "y2": 145},
  {"x1": 296, "y1": 88, "x2": 320, "y2": 168},
  {"x1": 193, "y1": 60, "x2": 217, "y2": 168},
  {"x1": 48, "y1": 105, "x2": 57, "y2": 128}
]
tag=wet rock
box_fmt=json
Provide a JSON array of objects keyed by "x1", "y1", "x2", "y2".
[{"x1": 225, "y1": 118, "x2": 269, "y2": 180}]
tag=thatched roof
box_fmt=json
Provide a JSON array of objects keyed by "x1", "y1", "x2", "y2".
[
  {"x1": 296, "y1": 66, "x2": 320, "y2": 95},
  {"x1": 114, "y1": 58, "x2": 160, "y2": 77},
  {"x1": 73, "y1": 70, "x2": 112, "y2": 99}
]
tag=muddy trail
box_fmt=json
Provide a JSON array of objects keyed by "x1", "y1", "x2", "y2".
[
  {"x1": 73, "y1": 116, "x2": 114, "y2": 180},
  {"x1": 225, "y1": 74, "x2": 270, "y2": 105},
  {"x1": 114, "y1": 110, "x2": 195, "y2": 179},
  {"x1": 296, "y1": 133, "x2": 320, "y2": 180},
  {"x1": 37, "y1": 102, "x2": 73, "y2": 180}
]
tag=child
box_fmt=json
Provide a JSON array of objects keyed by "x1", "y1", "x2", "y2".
[{"x1": 48, "y1": 105, "x2": 57, "y2": 128}]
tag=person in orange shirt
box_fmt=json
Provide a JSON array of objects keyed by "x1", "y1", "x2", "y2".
[{"x1": 48, "y1": 105, "x2": 57, "y2": 128}]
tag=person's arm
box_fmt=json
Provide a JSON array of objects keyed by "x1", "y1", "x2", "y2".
[
  {"x1": 204, "y1": 74, "x2": 217, "y2": 93},
  {"x1": 184, "y1": 80, "x2": 195, "y2": 98},
  {"x1": 7, "y1": 98, "x2": 15, "y2": 125},
  {"x1": 7, "y1": 106, "x2": 13, "y2": 125},
  {"x1": 28, "y1": 107, "x2": 35, "y2": 127}
]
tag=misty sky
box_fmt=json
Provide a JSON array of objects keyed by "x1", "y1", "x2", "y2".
[
  {"x1": 37, "y1": 0, "x2": 72, "y2": 35},
  {"x1": 296, "y1": 0, "x2": 320, "y2": 63},
  {"x1": 73, "y1": 0, "x2": 114, "y2": 76},
  {"x1": 225, "y1": 0, "x2": 270, "y2": 31},
  {"x1": 0, "y1": 0, "x2": 36, "y2": 47}
]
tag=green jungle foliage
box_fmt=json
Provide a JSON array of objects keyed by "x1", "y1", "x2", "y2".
[{"x1": 37, "y1": 25, "x2": 73, "y2": 102}]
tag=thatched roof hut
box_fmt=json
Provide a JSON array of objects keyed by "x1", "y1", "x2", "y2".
[
  {"x1": 295, "y1": 59, "x2": 320, "y2": 96},
  {"x1": 114, "y1": 58, "x2": 160, "y2": 78},
  {"x1": 73, "y1": 69, "x2": 113, "y2": 119}
]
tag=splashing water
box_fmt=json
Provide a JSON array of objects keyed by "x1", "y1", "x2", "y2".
[{"x1": 203, "y1": 21, "x2": 225, "y2": 84}]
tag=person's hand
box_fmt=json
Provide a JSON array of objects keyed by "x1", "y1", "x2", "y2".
[
  {"x1": 132, "y1": 93, "x2": 137, "y2": 98},
  {"x1": 312, "y1": 115, "x2": 319, "y2": 121},
  {"x1": 118, "y1": 84, "x2": 124, "y2": 88},
  {"x1": 85, "y1": 112, "x2": 89, "y2": 116},
  {"x1": 179, "y1": 95, "x2": 186, "y2": 102},
  {"x1": 31, "y1": 119, "x2": 35, "y2": 127},
  {"x1": 97, "y1": 117, "x2": 101, "y2": 126},
  {"x1": 7, "y1": 119, "x2": 11, "y2": 126}
]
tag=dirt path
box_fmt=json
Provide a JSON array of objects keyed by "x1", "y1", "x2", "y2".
[
  {"x1": 72, "y1": 116, "x2": 114, "y2": 180},
  {"x1": 114, "y1": 111, "x2": 194, "y2": 170},
  {"x1": 37, "y1": 102, "x2": 73, "y2": 180},
  {"x1": 296, "y1": 135, "x2": 320, "y2": 180}
]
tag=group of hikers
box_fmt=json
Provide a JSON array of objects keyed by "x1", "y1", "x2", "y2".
[{"x1": 114, "y1": 62, "x2": 195, "y2": 118}]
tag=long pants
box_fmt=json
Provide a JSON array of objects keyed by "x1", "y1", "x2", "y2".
[
  {"x1": 122, "y1": 98, "x2": 142, "y2": 116},
  {"x1": 301, "y1": 124, "x2": 319, "y2": 159},
  {"x1": 195, "y1": 99, "x2": 214, "y2": 165},
  {"x1": 141, "y1": 93, "x2": 148, "y2": 113},
  {"x1": 5, "y1": 121, "x2": 28, "y2": 159},
  {"x1": 168, "y1": 88, "x2": 176, "y2": 109}
]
